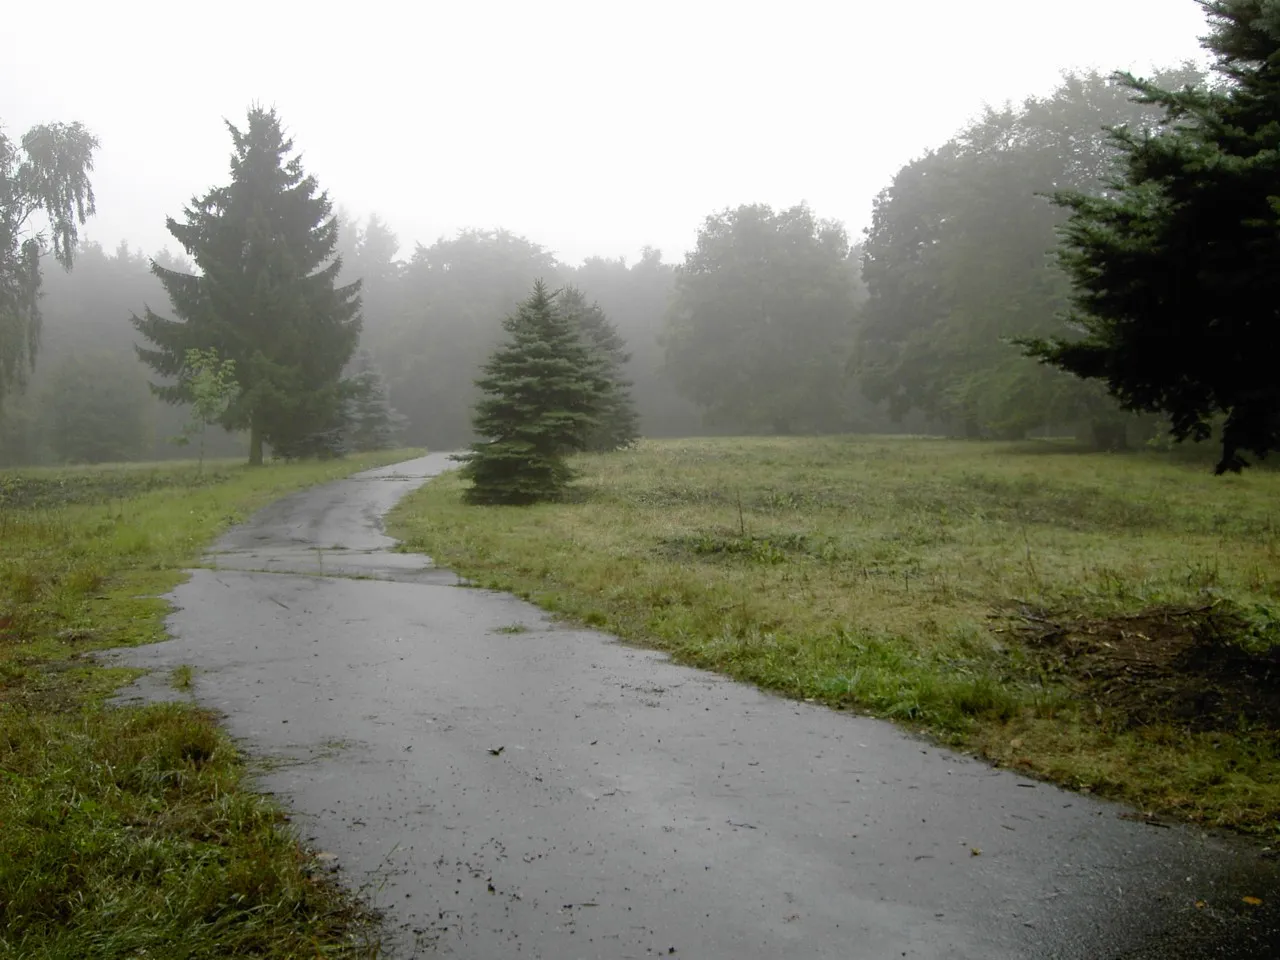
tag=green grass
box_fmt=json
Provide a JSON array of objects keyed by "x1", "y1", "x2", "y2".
[
  {"x1": 389, "y1": 436, "x2": 1280, "y2": 834},
  {"x1": 1, "y1": 449, "x2": 421, "y2": 959}
]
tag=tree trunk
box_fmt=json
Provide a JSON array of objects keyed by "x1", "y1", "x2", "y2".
[{"x1": 249, "y1": 421, "x2": 264, "y2": 466}]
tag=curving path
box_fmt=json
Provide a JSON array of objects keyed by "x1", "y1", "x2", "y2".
[{"x1": 110, "y1": 454, "x2": 1280, "y2": 959}]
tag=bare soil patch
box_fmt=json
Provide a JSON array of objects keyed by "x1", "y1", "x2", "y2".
[{"x1": 1014, "y1": 604, "x2": 1280, "y2": 732}]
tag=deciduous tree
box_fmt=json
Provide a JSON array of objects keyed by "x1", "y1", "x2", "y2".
[
  {"x1": 173, "y1": 347, "x2": 238, "y2": 470},
  {"x1": 857, "y1": 69, "x2": 1202, "y2": 441},
  {"x1": 0, "y1": 121, "x2": 98, "y2": 413},
  {"x1": 665, "y1": 204, "x2": 858, "y2": 435}
]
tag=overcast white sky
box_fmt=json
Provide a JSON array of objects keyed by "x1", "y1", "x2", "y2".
[{"x1": 2, "y1": 0, "x2": 1209, "y2": 266}]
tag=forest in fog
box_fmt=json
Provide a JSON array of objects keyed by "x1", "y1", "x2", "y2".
[{"x1": 0, "y1": 65, "x2": 1207, "y2": 465}]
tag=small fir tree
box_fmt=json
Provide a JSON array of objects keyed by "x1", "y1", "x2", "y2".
[
  {"x1": 457, "y1": 280, "x2": 608, "y2": 504},
  {"x1": 556, "y1": 286, "x2": 639, "y2": 451},
  {"x1": 343, "y1": 349, "x2": 405, "y2": 452}
]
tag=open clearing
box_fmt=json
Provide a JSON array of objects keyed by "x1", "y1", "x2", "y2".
[
  {"x1": 105, "y1": 452, "x2": 1280, "y2": 959},
  {"x1": 0, "y1": 450, "x2": 419, "y2": 960},
  {"x1": 390, "y1": 436, "x2": 1280, "y2": 834}
]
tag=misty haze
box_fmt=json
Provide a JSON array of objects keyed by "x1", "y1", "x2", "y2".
[{"x1": 3, "y1": 1, "x2": 1279, "y2": 959}]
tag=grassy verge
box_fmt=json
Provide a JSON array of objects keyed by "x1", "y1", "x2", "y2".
[
  {"x1": 389, "y1": 437, "x2": 1280, "y2": 834},
  {"x1": 1, "y1": 450, "x2": 421, "y2": 959}
]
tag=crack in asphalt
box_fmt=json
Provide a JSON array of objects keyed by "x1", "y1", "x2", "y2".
[{"x1": 105, "y1": 453, "x2": 1280, "y2": 959}]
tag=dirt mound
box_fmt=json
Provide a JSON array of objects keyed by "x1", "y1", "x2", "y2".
[{"x1": 1013, "y1": 605, "x2": 1280, "y2": 732}]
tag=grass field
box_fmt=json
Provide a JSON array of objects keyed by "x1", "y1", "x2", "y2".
[
  {"x1": 390, "y1": 437, "x2": 1280, "y2": 834},
  {"x1": 1, "y1": 450, "x2": 420, "y2": 960}
]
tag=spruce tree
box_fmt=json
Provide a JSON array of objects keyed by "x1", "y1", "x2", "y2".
[
  {"x1": 557, "y1": 286, "x2": 640, "y2": 451},
  {"x1": 342, "y1": 349, "x2": 405, "y2": 452},
  {"x1": 1023, "y1": 1, "x2": 1280, "y2": 473},
  {"x1": 132, "y1": 107, "x2": 360, "y2": 465},
  {"x1": 458, "y1": 280, "x2": 608, "y2": 504}
]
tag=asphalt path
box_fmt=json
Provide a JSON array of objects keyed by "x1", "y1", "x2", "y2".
[{"x1": 110, "y1": 453, "x2": 1280, "y2": 958}]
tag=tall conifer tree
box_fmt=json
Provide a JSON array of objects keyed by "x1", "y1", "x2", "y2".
[
  {"x1": 133, "y1": 107, "x2": 360, "y2": 464},
  {"x1": 458, "y1": 280, "x2": 608, "y2": 504}
]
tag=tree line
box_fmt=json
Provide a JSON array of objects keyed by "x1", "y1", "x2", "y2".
[
  {"x1": 3, "y1": 0, "x2": 1276, "y2": 474},
  {"x1": 855, "y1": 66, "x2": 1205, "y2": 447}
]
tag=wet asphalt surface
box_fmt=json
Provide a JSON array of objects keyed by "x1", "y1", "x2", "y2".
[{"x1": 109, "y1": 454, "x2": 1280, "y2": 959}]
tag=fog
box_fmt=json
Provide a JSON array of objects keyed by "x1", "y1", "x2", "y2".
[
  {"x1": 2, "y1": 0, "x2": 1203, "y2": 264},
  {"x1": 0, "y1": 0, "x2": 1219, "y2": 465}
]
